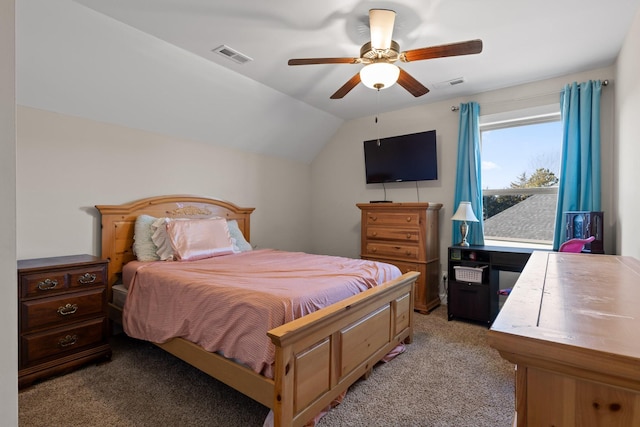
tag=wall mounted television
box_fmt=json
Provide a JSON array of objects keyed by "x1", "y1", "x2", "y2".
[{"x1": 363, "y1": 130, "x2": 438, "y2": 184}]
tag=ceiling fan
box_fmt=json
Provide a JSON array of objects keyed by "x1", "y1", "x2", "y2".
[{"x1": 288, "y1": 9, "x2": 483, "y2": 99}]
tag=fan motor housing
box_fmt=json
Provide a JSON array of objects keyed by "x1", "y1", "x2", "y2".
[{"x1": 360, "y1": 40, "x2": 400, "y2": 62}]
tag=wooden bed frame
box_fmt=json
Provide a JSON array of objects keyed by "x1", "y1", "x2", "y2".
[{"x1": 96, "y1": 195, "x2": 418, "y2": 427}]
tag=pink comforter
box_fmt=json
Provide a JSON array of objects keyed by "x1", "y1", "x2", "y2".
[{"x1": 122, "y1": 249, "x2": 401, "y2": 376}]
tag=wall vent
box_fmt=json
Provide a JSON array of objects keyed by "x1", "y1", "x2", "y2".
[{"x1": 212, "y1": 45, "x2": 253, "y2": 64}]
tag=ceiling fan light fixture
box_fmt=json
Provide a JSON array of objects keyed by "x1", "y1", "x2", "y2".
[
  {"x1": 369, "y1": 9, "x2": 396, "y2": 50},
  {"x1": 360, "y1": 63, "x2": 400, "y2": 90}
]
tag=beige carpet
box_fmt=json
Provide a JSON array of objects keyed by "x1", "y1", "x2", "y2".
[{"x1": 19, "y1": 307, "x2": 515, "y2": 427}]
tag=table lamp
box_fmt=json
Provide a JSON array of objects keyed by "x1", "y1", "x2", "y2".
[{"x1": 452, "y1": 201, "x2": 479, "y2": 246}]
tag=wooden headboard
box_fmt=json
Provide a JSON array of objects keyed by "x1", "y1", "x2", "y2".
[{"x1": 95, "y1": 195, "x2": 255, "y2": 288}]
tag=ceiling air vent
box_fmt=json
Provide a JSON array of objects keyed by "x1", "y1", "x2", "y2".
[
  {"x1": 212, "y1": 45, "x2": 253, "y2": 64},
  {"x1": 434, "y1": 77, "x2": 465, "y2": 89}
]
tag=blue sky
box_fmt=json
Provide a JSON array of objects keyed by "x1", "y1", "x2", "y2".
[{"x1": 481, "y1": 121, "x2": 562, "y2": 189}]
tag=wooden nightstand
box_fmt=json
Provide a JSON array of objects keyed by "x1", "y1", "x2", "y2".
[{"x1": 18, "y1": 254, "x2": 112, "y2": 388}]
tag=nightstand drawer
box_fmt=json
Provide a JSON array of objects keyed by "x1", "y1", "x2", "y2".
[
  {"x1": 68, "y1": 265, "x2": 106, "y2": 290},
  {"x1": 21, "y1": 288, "x2": 106, "y2": 331},
  {"x1": 365, "y1": 212, "x2": 420, "y2": 227},
  {"x1": 366, "y1": 226, "x2": 419, "y2": 242},
  {"x1": 364, "y1": 243, "x2": 419, "y2": 260},
  {"x1": 21, "y1": 318, "x2": 107, "y2": 365},
  {"x1": 20, "y1": 271, "x2": 69, "y2": 298}
]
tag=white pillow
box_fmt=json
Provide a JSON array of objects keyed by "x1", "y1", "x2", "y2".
[
  {"x1": 227, "y1": 219, "x2": 252, "y2": 252},
  {"x1": 133, "y1": 215, "x2": 160, "y2": 261},
  {"x1": 167, "y1": 217, "x2": 235, "y2": 261}
]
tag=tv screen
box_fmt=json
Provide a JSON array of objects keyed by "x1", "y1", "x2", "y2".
[{"x1": 363, "y1": 130, "x2": 438, "y2": 183}]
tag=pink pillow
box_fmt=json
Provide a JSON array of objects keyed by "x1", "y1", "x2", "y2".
[{"x1": 166, "y1": 218, "x2": 234, "y2": 261}]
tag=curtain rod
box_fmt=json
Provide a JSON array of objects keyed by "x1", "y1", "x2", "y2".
[{"x1": 450, "y1": 79, "x2": 609, "y2": 111}]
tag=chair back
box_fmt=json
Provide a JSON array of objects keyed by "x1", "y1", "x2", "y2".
[{"x1": 558, "y1": 236, "x2": 596, "y2": 253}]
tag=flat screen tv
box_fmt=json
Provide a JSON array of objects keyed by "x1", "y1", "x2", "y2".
[{"x1": 363, "y1": 130, "x2": 438, "y2": 184}]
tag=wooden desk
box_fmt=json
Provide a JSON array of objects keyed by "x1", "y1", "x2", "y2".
[{"x1": 488, "y1": 251, "x2": 640, "y2": 426}]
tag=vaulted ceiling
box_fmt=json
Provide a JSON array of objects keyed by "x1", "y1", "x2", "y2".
[{"x1": 17, "y1": 0, "x2": 640, "y2": 162}]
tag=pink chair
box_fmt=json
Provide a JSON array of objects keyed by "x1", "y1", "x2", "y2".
[
  {"x1": 498, "y1": 236, "x2": 597, "y2": 298},
  {"x1": 558, "y1": 236, "x2": 596, "y2": 253}
]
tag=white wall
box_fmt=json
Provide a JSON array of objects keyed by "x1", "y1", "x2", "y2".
[
  {"x1": 0, "y1": 0, "x2": 18, "y2": 424},
  {"x1": 615, "y1": 6, "x2": 640, "y2": 258},
  {"x1": 311, "y1": 65, "x2": 616, "y2": 298},
  {"x1": 17, "y1": 107, "x2": 312, "y2": 259}
]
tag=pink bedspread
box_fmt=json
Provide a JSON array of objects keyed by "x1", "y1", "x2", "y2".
[{"x1": 122, "y1": 249, "x2": 401, "y2": 377}]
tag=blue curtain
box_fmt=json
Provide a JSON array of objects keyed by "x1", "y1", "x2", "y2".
[
  {"x1": 453, "y1": 102, "x2": 484, "y2": 246},
  {"x1": 553, "y1": 80, "x2": 602, "y2": 250}
]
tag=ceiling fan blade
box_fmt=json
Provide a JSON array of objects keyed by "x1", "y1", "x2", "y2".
[
  {"x1": 369, "y1": 9, "x2": 396, "y2": 50},
  {"x1": 288, "y1": 57, "x2": 360, "y2": 66},
  {"x1": 397, "y1": 68, "x2": 430, "y2": 97},
  {"x1": 330, "y1": 73, "x2": 361, "y2": 99},
  {"x1": 401, "y1": 39, "x2": 483, "y2": 62}
]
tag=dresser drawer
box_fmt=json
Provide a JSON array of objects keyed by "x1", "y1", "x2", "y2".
[
  {"x1": 20, "y1": 271, "x2": 69, "y2": 298},
  {"x1": 21, "y1": 288, "x2": 106, "y2": 332},
  {"x1": 365, "y1": 211, "x2": 421, "y2": 227},
  {"x1": 366, "y1": 226, "x2": 419, "y2": 243},
  {"x1": 21, "y1": 318, "x2": 107, "y2": 366},
  {"x1": 20, "y1": 264, "x2": 106, "y2": 298},
  {"x1": 68, "y1": 264, "x2": 106, "y2": 289},
  {"x1": 383, "y1": 260, "x2": 426, "y2": 277},
  {"x1": 364, "y1": 242, "x2": 419, "y2": 260}
]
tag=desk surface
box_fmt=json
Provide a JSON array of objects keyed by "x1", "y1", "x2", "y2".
[{"x1": 489, "y1": 251, "x2": 640, "y2": 383}]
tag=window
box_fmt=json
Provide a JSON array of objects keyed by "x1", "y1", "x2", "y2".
[{"x1": 480, "y1": 106, "x2": 562, "y2": 248}]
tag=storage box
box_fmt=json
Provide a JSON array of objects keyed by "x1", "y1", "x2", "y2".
[{"x1": 453, "y1": 265, "x2": 487, "y2": 283}]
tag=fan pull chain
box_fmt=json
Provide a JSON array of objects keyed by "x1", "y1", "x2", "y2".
[{"x1": 376, "y1": 88, "x2": 381, "y2": 146}]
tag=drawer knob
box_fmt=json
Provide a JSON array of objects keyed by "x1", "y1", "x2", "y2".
[
  {"x1": 406, "y1": 233, "x2": 412, "y2": 239},
  {"x1": 371, "y1": 247, "x2": 378, "y2": 253},
  {"x1": 78, "y1": 273, "x2": 97, "y2": 284},
  {"x1": 37, "y1": 278, "x2": 58, "y2": 291},
  {"x1": 372, "y1": 231, "x2": 378, "y2": 237},
  {"x1": 370, "y1": 215, "x2": 377, "y2": 221},
  {"x1": 58, "y1": 334, "x2": 78, "y2": 348},
  {"x1": 57, "y1": 303, "x2": 78, "y2": 316},
  {"x1": 406, "y1": 217, "x2": 412, "y2": 222},
  {"x1": 406, "y1": 250, "x2": 412, "y2": 256}
]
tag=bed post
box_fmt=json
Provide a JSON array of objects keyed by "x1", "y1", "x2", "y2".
[{"x1": 272, "y1": 344, "x2": 295, "y2": 427}]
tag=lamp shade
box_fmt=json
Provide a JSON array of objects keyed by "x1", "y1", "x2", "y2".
[
  {"x1": 451, "y1": 201, "x2": 479, "y2": 222},
  {"x1": 369, "y1": 9, "x2": 395, "y2": 50},
  {"x1": 359, "y1": 63, "x2": 400, "y2": 90}
]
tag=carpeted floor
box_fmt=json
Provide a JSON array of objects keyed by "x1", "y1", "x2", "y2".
[{"x1": 19, "y1": 306, "x2": 515, "y2": 427}]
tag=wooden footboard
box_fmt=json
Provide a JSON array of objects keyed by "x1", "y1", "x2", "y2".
[{"x1": 269, "y1": 271, "x2": 416, "y2": 426}]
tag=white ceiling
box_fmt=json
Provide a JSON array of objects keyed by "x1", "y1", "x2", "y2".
[
  {"x1": 73, "y1": 0, "x2": 640, "y2": 120},
  {"x1": 16, "y1": 1, "x2": 640, "y2": 163}
]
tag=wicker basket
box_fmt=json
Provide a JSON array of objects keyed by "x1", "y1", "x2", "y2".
[{"x1": 453, "y1": 265, "x2": 487, "y2": 283}]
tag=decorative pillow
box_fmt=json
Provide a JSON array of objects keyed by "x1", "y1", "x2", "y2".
[
  {"x1": 151, "y1": 217, "x2": 176, "y2": 261},
  {"x1": 167, "y1": 217, "x2": 235, "y2": 261},
  {"x1": 227, "y1": 219, "x2": 252, "y2": 252},
  {"x1": 133, "y1": 215, "x2": 160, "y2": 261}
]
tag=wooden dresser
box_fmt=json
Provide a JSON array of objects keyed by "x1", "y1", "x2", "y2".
[
  {"x1": 489, "y1": 251, "x2": 640, "y2": 426},
  {"x1": 18, "y1": 254, "x2": 111, "y2": 388},
  {"x1": 357, "y1": 202, "x2": 442, "y2": 314}
]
